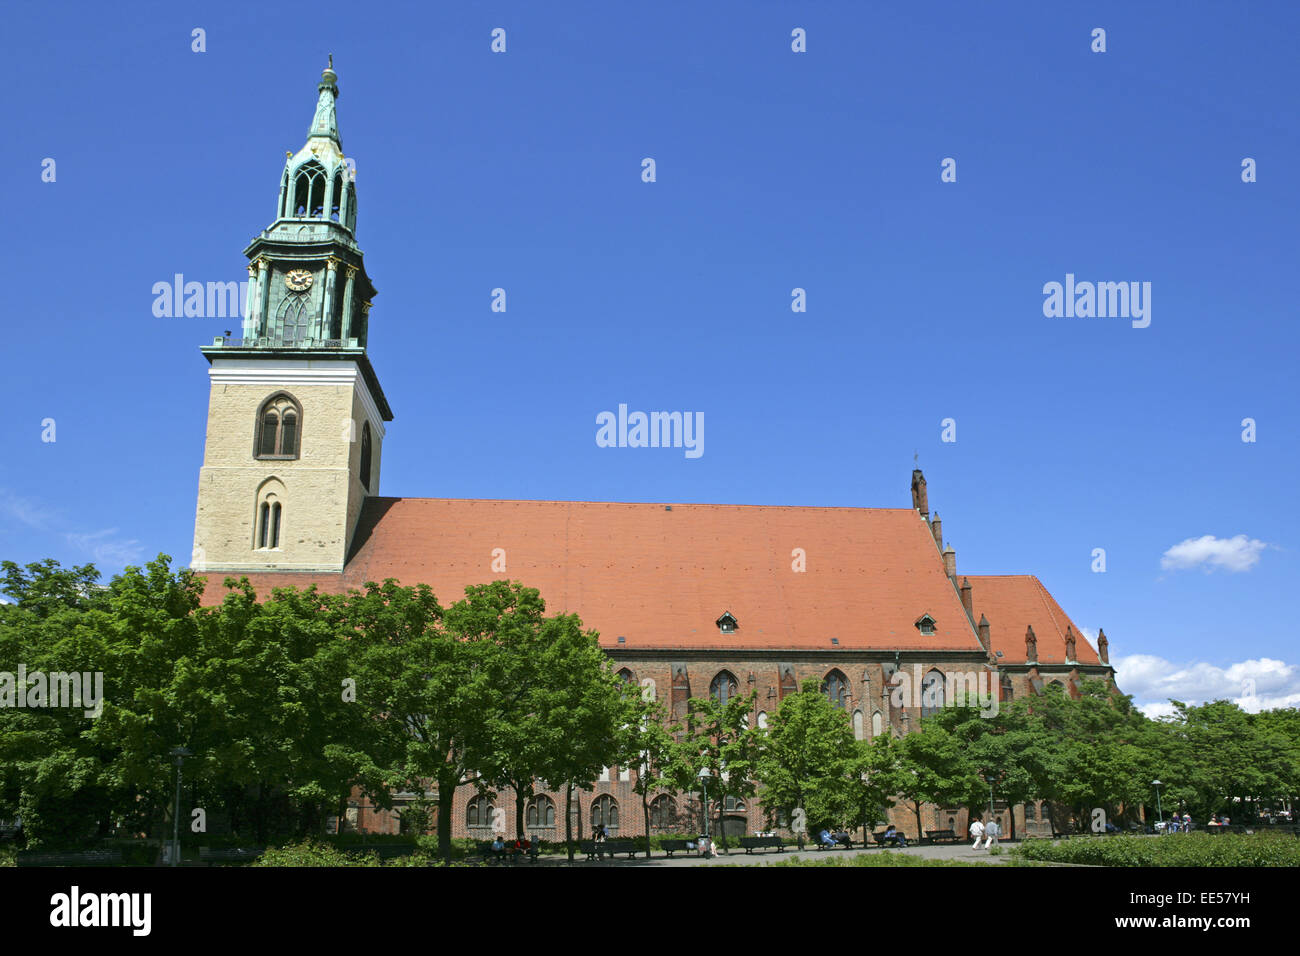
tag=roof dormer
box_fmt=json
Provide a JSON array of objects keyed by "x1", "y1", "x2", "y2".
[
  {"x1": 716, "y1": 611, "x2": 738, "y2": 634},
  {"x1": 914, "y1": 613, "x2": 937, "y2": 635}
]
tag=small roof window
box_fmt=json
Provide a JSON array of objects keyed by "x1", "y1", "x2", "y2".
[{"x1": 716, "y1": 611, "x2": 738, "y2": 634}]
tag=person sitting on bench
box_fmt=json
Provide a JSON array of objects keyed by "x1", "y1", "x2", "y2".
[
  {"x1": 883, "y1": 825, "x2": 907, "y2": 848},
  {"x1": 818, "y1": 828, "x2": 838, "y2": 848}
]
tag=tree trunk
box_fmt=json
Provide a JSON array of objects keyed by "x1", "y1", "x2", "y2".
[
  {"x1": 913, "y1": 800, "x2": 923, "y2": 843},
  {"x1": 515, "y1": 784, "x2": 526, "y2": 841},
  {"x1": 436, "y1": 769, "x2": 457, "y2": 863},
  {"x1": 565, "y1": 785, "x2": 575, "y2": 862}
]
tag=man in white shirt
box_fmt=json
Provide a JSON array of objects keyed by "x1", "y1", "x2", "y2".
[
  {"x1": 983, "y1": 818, "x2": 1000, "y2": 849},
  {"x1": 969, "y1": 817, "x2": 985, "y2": 849}
]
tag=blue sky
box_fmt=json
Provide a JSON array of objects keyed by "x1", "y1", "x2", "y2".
[{"x1": 1, "y1": 1, "x2": 1297, "y2": 713}]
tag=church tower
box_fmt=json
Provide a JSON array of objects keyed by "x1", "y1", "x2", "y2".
[{"x1": 191, "y1": 60, "x2": 393, "y2": 575}]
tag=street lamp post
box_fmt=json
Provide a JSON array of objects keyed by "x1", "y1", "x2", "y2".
[
  {"x1": 1153, "y1": 779, "x2": 1164, "y2": 829},
  {"x1": 698, "y1": 768, "x2": 711, "y2": 840},
  {"x1": 697, "y1": 767, "x2": 712, "y2": 857},
  {"x1": 170, "y1": 746, "x2": 192, "y2": 867}
]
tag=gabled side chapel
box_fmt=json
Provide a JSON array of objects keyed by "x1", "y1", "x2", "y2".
[{"x1": 192, "y1": 64, "x2": 1116, "y2": 842}]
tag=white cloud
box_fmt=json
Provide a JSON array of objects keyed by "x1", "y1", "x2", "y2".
[
  {"x1": 1160, "y1": 534, "x2": 1268, "y2": 573},
  {"x1": 1079, "y1": 626, "x2": 1099, "y2": 650},
  {"x1": 0, "y1": 488, "x2": 57, "y2": 531},
  {"x1": 1113, "y1": 653, "x2": 1300, "y2": 717},
  {"x1": 63, "y1": 529, "x2": 145, "y2": 569},
  {"x1": 0, "y1": 486, "x2": 145, "y2": 572}
]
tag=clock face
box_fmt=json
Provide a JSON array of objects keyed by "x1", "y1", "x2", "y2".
[{"x1": 284, "y1": 269, "x2": 313, "y2": 292}]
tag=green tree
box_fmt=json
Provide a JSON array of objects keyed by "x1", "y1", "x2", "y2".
[
  {"x1": 894, "y1": 716, "x2": 980, "y2": 840},
  {"x1": 755, "y1": 679, "x2": 862, "y2": 836},
  {"x1": 679, "y1": 689, "x2": 758, "y2": 852}
]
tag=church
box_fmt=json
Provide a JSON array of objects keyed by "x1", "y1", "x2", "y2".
[{"x1": 190, "y1": 63, "x2": 1116, "y2": 843}]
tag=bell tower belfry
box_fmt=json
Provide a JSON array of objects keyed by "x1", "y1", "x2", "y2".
[{"x1": 191, "y1": 60, "x2": 393, "y2": 575}]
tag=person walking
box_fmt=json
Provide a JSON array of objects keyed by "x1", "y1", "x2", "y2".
[
  {"x1": 969, "y1": 817, "x2": 985, "y2": 849},
  {"x1": 983, "y1": 817, "x2": 1000, "y2": 850}
]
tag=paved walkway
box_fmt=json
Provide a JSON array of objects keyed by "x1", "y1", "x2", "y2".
[{"x1": 533, "y1": 840, "x2": 1019, "y2": 866}]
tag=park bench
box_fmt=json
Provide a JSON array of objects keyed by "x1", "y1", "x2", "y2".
[
  {"x1": 739, "y1": 836, "x2": 785, "y2": 854},
  {"x1": 581, "y1": 839, "x2": 637, "y2": 860},
  {"x1": 16, "y1": 848, "x2": 123, "y2": 867},
  {"x1": 199, "y1": 846, "x2": 264, "y2": 864},
  {"x1": 925, "y1": 829, "x2": 958, "y2": 844},
  {"x1": 872, "y1": 831, "x2": 906, "y2": 848},
  {"x1": 660, "y1": 839, "x2": 692, "y2": 857}
]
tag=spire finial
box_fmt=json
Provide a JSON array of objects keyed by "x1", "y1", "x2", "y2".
[{"x1": 308, "y1": 58, "x2": 341, "y2": 145}]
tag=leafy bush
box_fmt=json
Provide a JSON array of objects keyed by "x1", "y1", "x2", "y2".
[
  {"x1": 251, "y1": 841, "x2": 380, "y2": 867},
  {"x1": 1013, "y1": 833, "x2": 1300, "y2": 867}
]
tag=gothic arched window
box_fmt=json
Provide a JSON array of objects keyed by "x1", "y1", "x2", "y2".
[
  {"x1": 1000, "y1": 674, "x2": 1014, "y2": 703},
  {"x1": 710, "y1": 671, "x2": 739, "y2": 707},
  {"x1": 650, "y1": 795, "x2": 677, "y2": 830},
  {"x1": 258, "y1": 499, "x2": 282, "y2": 550},
  {"x1": 276, "y1": 289, "x2": 312, "y2": 344},
  {"x1": 466, "y1": 795, "x2": 494, "y2": 829},
  {"x1": 292, "y1": 161, "x2": 327, "y2": 218},
  {"x1": 921, "y1": 669, "x2": 946, "y2": 718},
  {"x1": 526, "y1": 795, "x2": 556, "y2": 829},
  {"x1": 591, "y1": 795, "x2": 619, "y2": 831},
  {"x1": 359, "y1": 421, "x2": 372, "y2": 491},
  {"x1": 255, "y1": 394, "x2": 301, "y2": 460},
  {"x1": 822, "y1": 669, "x2": 848, "y2": 709},
  {"x1": 330, "y1": 170, "x2": 344, "y2": 222}
]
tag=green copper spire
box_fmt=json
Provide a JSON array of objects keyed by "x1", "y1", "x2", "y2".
[{"x1": 308, "y1": 55, "x2": 341, "y2": 147}]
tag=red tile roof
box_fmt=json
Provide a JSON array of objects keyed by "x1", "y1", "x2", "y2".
[
  {"x1": 965, "y1": 574, "x2": 1100, "y2": 666},
  {"x1": 199, "y1": 497, "x2": 988, "y2": 653}
]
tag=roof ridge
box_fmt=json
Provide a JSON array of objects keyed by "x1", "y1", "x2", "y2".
[{"x1": 369, "y1": 496, "x2": 916, "y2": 512}]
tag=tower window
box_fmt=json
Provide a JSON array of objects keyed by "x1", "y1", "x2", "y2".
[
  {"x1": 359, "y1": 421, "x2": 372, "y2": 490},
  {"x1": 291, "y1": 161, "x2": 327, "y2": 218},
  {"x1": 255, "y1": 394, "x2": 302, "y2": 460},
  {"x1": 258, "y1": 499, "x2": 282, "y2": 550}
]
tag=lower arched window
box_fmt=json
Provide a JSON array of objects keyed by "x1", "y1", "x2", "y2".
[
  {"x1": 526, "y1": 795, "x2": 556, "y2": 829},
  {"x1": 921, "y1": 669, "x2": 945, "y2": 718},
  {"x1": 591, "y1": 795, "x2": 619, "y2": 831},
  {"x1": 650, "y1": 795, "x2": 677, "y2": 830},
  {"x1": 710, "y1": 671, "x2": 739, "y2": 706},
  {"x1": 258, "y1": 499, "x2": 282, "y2": 549},
  {"x1": 823, "y1": 669, "x2": 848, "y2": 709},
  {"x1": 466, "y1": 795, "x2": 494, "y2": 829}
]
